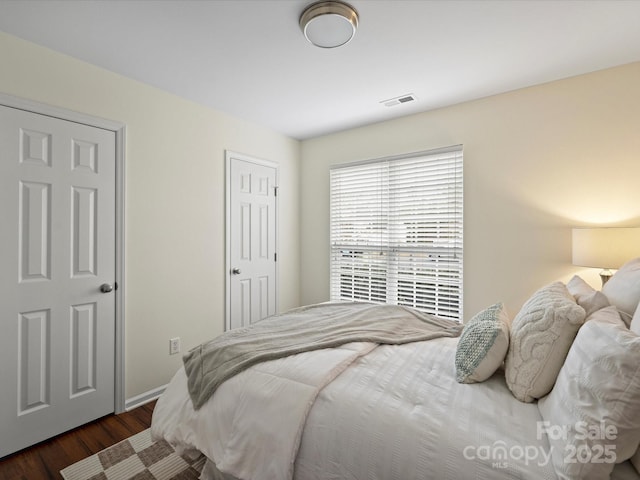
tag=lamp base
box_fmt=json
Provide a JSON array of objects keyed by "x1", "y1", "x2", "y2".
[{"x1": 599, "y1": 269, "x2": 613, "y2": 286}]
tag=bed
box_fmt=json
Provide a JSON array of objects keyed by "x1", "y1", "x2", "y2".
[{"x1": 151, "y1": 259, "x2": 640, "y2": 480}]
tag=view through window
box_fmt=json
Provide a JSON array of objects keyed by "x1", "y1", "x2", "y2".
[{"x1": 329, "y1": 146, "x2": 463, "y2": 321}]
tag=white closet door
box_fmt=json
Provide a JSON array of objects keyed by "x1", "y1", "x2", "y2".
[
  {"x1": 227, "y1": 154, "x2": 277, "y2": 330},
  {"x1": 0, "y1": 105, "x2": 116, "y2": 456}
]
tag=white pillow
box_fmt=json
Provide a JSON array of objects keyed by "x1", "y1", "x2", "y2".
[
  {"x1": 602, "y1": 257, "x2": 640, "y2": 326},
  {"x1": 630, "y1": 302, "x2": 640, "y2": 336},
  {"x1": 566, "y1": 275, "x2": 610, "y2": 317},
  {"x1": 538, "y1": 306, "x2": 640, "y2": 479},
  {"x1": 504, "y1": 282, "x2": 586, "y2": 402},
  {"x1": 455, "y1": 302, "x2": 509, "y2": 384},
  {"x1": 630, "y1": 302, "x2": 640, "y2": 474},
  {"x1": 632, "y1": 449, "x2": 640, "y2": 475}
]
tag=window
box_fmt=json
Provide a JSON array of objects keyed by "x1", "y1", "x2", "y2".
[{"x1": 330, "y1": 146, "x2": 463, "y2": 321}]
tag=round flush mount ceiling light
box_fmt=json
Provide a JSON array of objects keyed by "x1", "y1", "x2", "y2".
[{"x1": 299, "y1": 1, "x2": 359, "y2": 48}]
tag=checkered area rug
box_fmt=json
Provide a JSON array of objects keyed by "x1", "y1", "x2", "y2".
[{"x1": 60, "y1": 429, "x2": 205, "y2": 480}]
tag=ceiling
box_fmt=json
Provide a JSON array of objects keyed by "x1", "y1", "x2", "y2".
[{"x1": 1, "y1": 0, "x2": 640, "y2": 140}]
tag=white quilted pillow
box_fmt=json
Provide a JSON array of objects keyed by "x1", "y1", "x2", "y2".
[
  {"x1": 538, "y1": 306, "x2": 640, "y2": 479},
  {"x1": 504, "y1": 282, "x2": 586, "y2": 402}
]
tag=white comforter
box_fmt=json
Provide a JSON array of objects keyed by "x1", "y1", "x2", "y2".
[
  {"x1": 152, "y1": 336, "x2": 640, "y2": 480},
  {"x1": 152, "y1": 341, "x2": 377, "y2": 479}
]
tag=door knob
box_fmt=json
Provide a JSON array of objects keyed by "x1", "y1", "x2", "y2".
[
  {"x1": 100, "y1": 283, "x2": 114, "y2": 293},
  {"x1": 231, "y1": 268, "x2": 241, "y2": 275}
]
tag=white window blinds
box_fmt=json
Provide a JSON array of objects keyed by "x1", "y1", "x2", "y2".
[{"x1": 330, "y1": 146, "x2": 463, "y2": 321}]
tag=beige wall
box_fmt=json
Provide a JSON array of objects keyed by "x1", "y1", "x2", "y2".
[
  {"x1": 300, "y1": 62, "x2": 640, "y2": 320},
  {"x1": 4, "y1": 29, "x2": 640, "y2": 399},
  {"x1": 0, "y1": 32, "x2": 301, "y2": 399}
]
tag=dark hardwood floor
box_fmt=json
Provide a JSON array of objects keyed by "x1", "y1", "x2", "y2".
[{"x1": 0, "y1": 400, "x2": 156, "y2": 480}]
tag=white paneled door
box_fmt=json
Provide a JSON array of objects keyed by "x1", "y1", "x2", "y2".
[
  {"x1": 227, "y1": 153, "x2": 277, "y2": 330},
  {"x1": 0, "y1": 105, "x2": 116, "y2": 457}
]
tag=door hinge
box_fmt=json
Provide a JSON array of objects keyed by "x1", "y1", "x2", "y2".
[
  {"x1": 274, "y1": 253, "x2": 278, "y2": 262},
  {"x1": 274, "y1": 186, "x2": 279, "y2": 197}
]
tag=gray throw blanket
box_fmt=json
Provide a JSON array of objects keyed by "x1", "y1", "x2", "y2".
[{"x1": 183, "y1": 302, "x2": 462, "y2": 410}]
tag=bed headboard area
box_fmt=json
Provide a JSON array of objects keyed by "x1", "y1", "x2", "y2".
[{"x1": 455, "y1": 257, "x2": 640, "y2": 479}]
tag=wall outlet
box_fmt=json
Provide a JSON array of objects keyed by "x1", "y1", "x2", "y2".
[{"x1": 169, "y1": 337, "x2": 181, "y2": 355}]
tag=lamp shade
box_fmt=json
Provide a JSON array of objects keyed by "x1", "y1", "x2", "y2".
[{"x1": 572, "y1": 227, "x2": 640, "y2": 269}]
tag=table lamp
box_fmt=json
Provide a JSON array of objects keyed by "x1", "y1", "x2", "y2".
[{"x1": 572, "y1": 227, "x2": 640, "y2": 286}]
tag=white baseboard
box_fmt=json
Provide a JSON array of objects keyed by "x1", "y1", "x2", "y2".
[{"x1": 124, "y1": 384, "x2": 167, "y2": 411}]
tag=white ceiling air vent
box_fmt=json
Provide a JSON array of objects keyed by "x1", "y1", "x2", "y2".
[{"x1": 380, "y1": 94, "x2": 417, "y2": 107}]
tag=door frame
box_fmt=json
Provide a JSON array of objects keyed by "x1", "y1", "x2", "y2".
[
  {"x1": 0, "y1": 92, "x2": 127, "y2": 414},
  {"x1": 225, "y1": 150, "x2": 278, "y2": 331}
]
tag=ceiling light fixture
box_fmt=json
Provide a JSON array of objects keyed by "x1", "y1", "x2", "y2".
[{"x1": 299, "y1": 1, "x2": 359, "y2": 49}]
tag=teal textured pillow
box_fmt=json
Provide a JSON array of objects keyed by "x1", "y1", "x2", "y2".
[{"x1": 455, "y1": 303, "x2": 510, "y2": 384}]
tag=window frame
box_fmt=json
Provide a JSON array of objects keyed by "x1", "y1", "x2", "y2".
[{"x1": 329, "y1": 145, "x2": 463, "y2": 321}]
